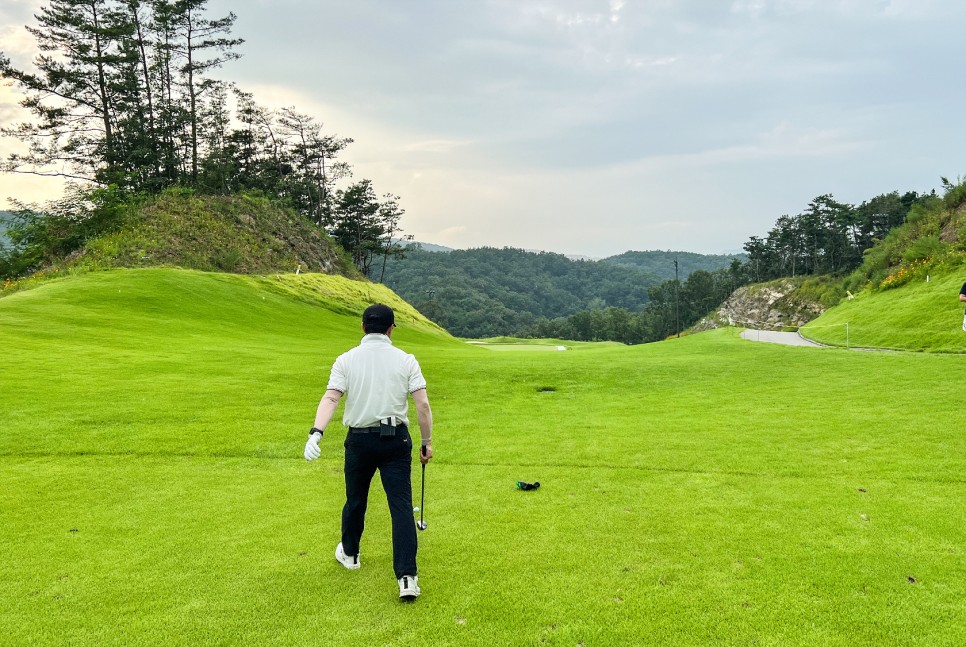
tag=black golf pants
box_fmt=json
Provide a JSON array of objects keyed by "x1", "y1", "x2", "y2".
[{"x1": 341, "y1": 428, "x2": 417, "y2": 579}]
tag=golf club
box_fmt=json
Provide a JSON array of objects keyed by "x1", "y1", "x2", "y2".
[{"x1": 417, "y1": 444, "x2": 427, "y2": 530}]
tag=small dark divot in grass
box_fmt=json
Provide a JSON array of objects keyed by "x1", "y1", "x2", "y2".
[
  {"x1": 69, "y1": 528, "x2": 78, "y2": 533},
  {"x1": 907, "y1": 576, "x2": 918, "y2": 584},
  {"x1": 536, "y1": 386, "x2": 557, "y2": 393}
]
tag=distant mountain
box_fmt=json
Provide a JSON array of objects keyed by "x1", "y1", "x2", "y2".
[
  {"x1": 405, "y1": 241, "x2": 453, "y2": 253},
  {"x1": 601, "y1": 250, "x2": 746, "y2": 283},
  {"x1": 382, "y1": 246, "x2": 661, "y2": 338},
  {"x1": 405, "y1": 241, "x2": 742, "y2": 270}
]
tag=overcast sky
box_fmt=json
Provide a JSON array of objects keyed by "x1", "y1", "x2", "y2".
[{"x1": 2, "y1": 0, "x2": 965, "y2": 257}]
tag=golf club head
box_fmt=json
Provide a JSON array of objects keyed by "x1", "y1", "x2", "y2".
[{"x1": 417, "y1": 520, "x2": 427, "y2": 531}]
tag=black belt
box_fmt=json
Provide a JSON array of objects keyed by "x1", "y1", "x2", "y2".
[{"x1": 349, "y1": 423, "x2": 408, "y2": 437}]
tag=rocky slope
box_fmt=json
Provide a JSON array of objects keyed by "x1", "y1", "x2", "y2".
[{"x1": 694, "y1": 279, "x2": 826, "y2": 331}]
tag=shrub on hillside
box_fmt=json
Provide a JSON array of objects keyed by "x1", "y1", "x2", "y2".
[
  {"x1": 942, "y1": 177, "x2": 966, "y2": 211},
  {"x1": 793, "y1": 275, "x2": 847, "y2": 309},
  {"x1": 0, "y1": 185, "x2": 136, "y2": 279},
  {"x1": 902, "y1": 236, "x2": 943, "y2": 264}
]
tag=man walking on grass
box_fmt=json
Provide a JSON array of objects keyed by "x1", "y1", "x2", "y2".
[{"x1": 304, "y1": 304, "x2": 434, "y2": 601}]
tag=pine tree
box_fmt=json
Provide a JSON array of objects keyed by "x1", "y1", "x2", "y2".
[{"x1": 0, "y1": 0, "x2": 135, "y2": 184}]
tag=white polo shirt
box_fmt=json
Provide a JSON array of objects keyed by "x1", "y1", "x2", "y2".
[{"x1": 327, "y1": 334, "x2": 427, "y2": 428}]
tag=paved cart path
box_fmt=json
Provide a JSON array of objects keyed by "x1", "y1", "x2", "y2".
[{"x1": 740, "y1": 329, "x2": 822, "y2": 347}]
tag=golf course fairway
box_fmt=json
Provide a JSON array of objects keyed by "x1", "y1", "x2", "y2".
[{"x1": 3, "y1": 268, "x2": 965, "y2": 645}]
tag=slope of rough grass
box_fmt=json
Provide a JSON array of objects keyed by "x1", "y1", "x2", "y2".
[
  {"x1": 801, "y1": 269, "x2": 966, "y2": 352},
  {"x1": 3, "y1": 269, "x2": 966, "y2": 645},
  {"x1": 81, "y1": 191, "x2": 359, "y2": 276},
  {"x1": 0, "y1": 191, "x2": 360, "y2": 298}
]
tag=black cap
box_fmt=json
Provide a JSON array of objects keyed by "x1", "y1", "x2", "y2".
[{"x1": 363, "y1": 304, "x2": 395, "y2": 334}]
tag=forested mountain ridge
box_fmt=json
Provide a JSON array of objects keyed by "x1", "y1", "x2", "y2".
[
  {"x1": 601, "y1": 250, "x2": 746, "y2": 281},
  {"x1": 381, "y1": 247, "x2": 662, "y2": 338}
]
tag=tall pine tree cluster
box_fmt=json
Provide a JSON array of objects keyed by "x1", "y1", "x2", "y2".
[{"x1": 0, "y1": 0, "x2": 407, "y2": 277}]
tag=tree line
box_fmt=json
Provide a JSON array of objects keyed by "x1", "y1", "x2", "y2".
[
  {"x1": 0, "y1": 0, "x2": 406, "y2": 278},
  {"x1": 741, "y1": 191, "x2": 928, "y2": 282},
  {"x1": 520, "y1": 264, "x2": 743, "y2": 344}
]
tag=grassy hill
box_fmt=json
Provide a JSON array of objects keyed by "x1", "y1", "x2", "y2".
[
  {"x1": 4, "y1": 267, "x2": 966, "y2": 644},
  {"x1": 801, "y1": 269, "x2": 966, "y2": 351},
  {"x1": 0, "y1": 191, "x2": 359, "y2": 292},
  {"x1": 800, "y1": 181, "x2": 966, "y2": 352},
  {"x1": 82, "y1": 191, "x2": 359, "y2": 276}
]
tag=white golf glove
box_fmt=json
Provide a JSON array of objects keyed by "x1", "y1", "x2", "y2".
[{"x1": 304, "y1": 431, "x2": 322, "y2": 461}]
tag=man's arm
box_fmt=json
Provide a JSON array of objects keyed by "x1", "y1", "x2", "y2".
[
  {"x1": 304, "y1": 389, "x2": 343, "y2": 462},
  {"x1": 314, "y1": 389, "x2": 344, "y2": 431},
  {"x1": 412, "y1": 388, "x2": 433, "y2": 464}
]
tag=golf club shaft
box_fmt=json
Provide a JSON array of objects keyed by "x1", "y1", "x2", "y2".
[{"x1": 420, "y1": 445, "x2": 426, "y2": 528}]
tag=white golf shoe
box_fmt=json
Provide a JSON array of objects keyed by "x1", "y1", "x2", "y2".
[
  {"x1": 335, "y1": 543, "x2": 360, "y2": 570},
  {"x1": 398, "y1": 575, "x2": 420, "y2": 601}
]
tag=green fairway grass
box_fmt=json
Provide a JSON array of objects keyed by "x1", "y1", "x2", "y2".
[
  {"x1": 470, "y1": 342, "x2": 567, "y2": 351},
  {"x1": 4, "y1": 269, "x2": 966, "y2": 645}
]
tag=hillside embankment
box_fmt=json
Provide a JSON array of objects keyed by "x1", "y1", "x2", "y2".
[
  {"x1": 1, "y1": 191, "x2": 362, "y2": 295},
  {"x1": 76, "y1": 191, "x2": 359, "y2": 277}
]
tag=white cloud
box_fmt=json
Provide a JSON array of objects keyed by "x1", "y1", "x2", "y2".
[
  {"x1": 609, "y1": 0, "x2": 625, "y2": 23},
  {"x1": 402, "y1": 140, "x2": 472, "y2": 154},
  {"x1": 0, "y1": 24, "x2": 39, "y2": 64}
]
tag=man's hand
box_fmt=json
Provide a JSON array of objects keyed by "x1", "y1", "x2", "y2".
[
  {"x1": 304, "y1": 432, "x2": 322, "y2": 461},
  {"x1": 420, "y1": 444, "x2": 433, "y2": 465}
]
